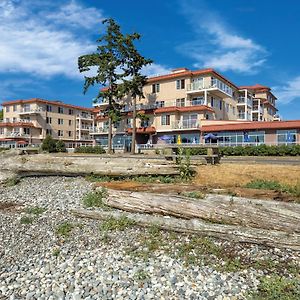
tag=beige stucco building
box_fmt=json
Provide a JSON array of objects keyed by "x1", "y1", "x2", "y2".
[{"x1": 0, "y1": 98, "x2": 95, "y2": 147}]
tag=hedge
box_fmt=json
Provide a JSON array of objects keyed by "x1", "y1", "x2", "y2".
[
  {"x1": 182, "y1": 144, "x2": 300, "y2": 156},
  {"x1": 74, "y1": 146, "x2": 106, "y2": 154}
]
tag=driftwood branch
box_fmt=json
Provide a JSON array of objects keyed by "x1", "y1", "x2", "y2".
[{"x1": 71, "y1": 209, "x2": 300, "y2": 251}]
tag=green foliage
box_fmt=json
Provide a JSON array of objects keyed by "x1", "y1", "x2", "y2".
[
  {"x1": 0, "y1": 109, "x2": 3, "y2": 121},
  {"x1": 177, "y1": 147, "x2": 194, "y2": 181},
  {"x1": 56, "y1": 222, "x2": 74, "y2": 237},
  {"x1": 41, "y1": 135, "x2": 57, "y2": 153},
  {"x1": 56, "y1": 140, "x2": 66, "y2": 152},
  {"x1": 20, "y1": 216, "x2": 34, "y2": 224},
  {"x1": 182, "y1": 191, "x2": 205, "y2": 199},
  {"x1": 134, "y1": 269, "x2": 150, "y2": 281},
  {"x1": 4, "y1": 176, "x2": 20, "y2": 187},
  {"x1": 245, "y1": 180, "x2": 300, "y2": 198},
  {"x1": 82, "y1": 189, "x2": 108, "y2": 208},
  {"x1": 25, "y1": 206, "x2": 46, "y2": 215},
  {"x1": 74, "y1": 146, "x2": 106, "y2": 154},
  {"x1": 100, "y1": 216, "x2": 136, "y2": 232},
  {"x1": 52, "y1": 248, "x2": 60, "y2": 257},
  {"x1": 249, "y1": 275, "x2": 300, "y2": 300},
  {"x1": 133, "y1": 175, "x2": 180, "y2": 184}
]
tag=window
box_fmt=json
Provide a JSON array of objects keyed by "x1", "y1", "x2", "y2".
[
  {"x1": 126, "y1": 118, "x2": 132, "y2": 128},
  {"x1": 58, "y1": 118, "x2": 64, "y2": 125},
  {"x1": 6, "y1": 118, "x2": 10, "y2": 122},
  {"x1": 13, "y1": 105, "x2": 17, "y2": 112},
  {"x1": 232, "y1": 107, "x2": 236, "y2": 115},
  {"x1": 161, "y1": 114, "x2": 170, "y2": 126},
  {"x1": 13, "y1": 117, "x2": 16, "y2": 123},
  {"x1": 191, "y1": 97, "x2": 204, "y2": 106},
  {"x1": 152, "y1": 83, "x2": 160, "y2": 93},
  {"x1": 69, "y1": 120, "x2": 72, "y2": 126},
  {"x1": 58, "y1": 107, "x2": 64, "y2": 114},
  {"x1": 176, "y1": 98, "x2": 185, "y2": 107},
  {"x1": 277, "y1": 130, "x2": 297, "y2": 144},
  {"x1": 24, "y1": 128, "x2": 30, "y2": 135},
  {"x1": 211, "y1": 97, "x2": 214, "y2": 107},
  {"x1": 46, "y1": 129, "x2": 52, "y2": 136},
  {"x1": 156, "y1": 101, "x2": 165, "y2": 107},
  {"x1": 176, "y1": 79, "x2": 185, "y2": 90},
  {"x1": 69, "y1": 109, "x2": 73, "y2": 115},
  {"x1": 6, "y1": 106, "x2": 10, "y2": 112},
  {"x1": 219, "y1": 100, "x2": 222, "y2": 110},
  {"x1": 46, "y1": 117, "x2": 52, "y2": 124},
  {"x1": 68, "y1": 131, "x2": 72, "y2": 137},
  {"x1": 46, "y1": 105, "x2": 52, "y2": 112},
  {"x1": 0, "y1": 128, "x2": 4, "y2": 134},
  {"x1": 58, "y1": 130, "x2": 63, "y2": 137}
]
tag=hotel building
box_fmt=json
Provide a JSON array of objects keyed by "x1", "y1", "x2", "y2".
[{"x1": 0, "y1": 98, "x2": 95, "y2": 148}]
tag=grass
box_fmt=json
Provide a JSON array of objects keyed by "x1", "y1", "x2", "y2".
[
  {"x1": 245, "y1": 179, "x2": 300, "y2": 198},
  {"x1": 20, "y1": 216, "x2": 34, "y2": 224},
  {"x1": 55, "y1": 222, "x2": 74, "y2": 237},
  {"x1": 182, "y1": 191, "x2": 205, "y2": 199},
  {"x1": 249, "y1": 275, "x2": 300, "y2": 300},
  {"x1": 25, "y1": 206, "x2": 46, "y2": 215},
  {"x1": 195, "y1": 164, "x2": 300, "y2": 187},
  {"x1": 100, "y1": 216, "x2": 136, "y2": 232},
  {"x1": 82, "y1": 188, "x2": 108, "y2": 208},
  {"x1": 134, "y1": 269, "x2": 150, "y2": 281},
  {"x1": 4, "y1": 176, "x2": 20, "y2": 187},
  {"x1": 52, "y1": 248, "x2": 60, "y2": 257}
]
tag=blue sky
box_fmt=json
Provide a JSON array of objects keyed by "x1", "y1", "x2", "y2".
[{"x1": 0, "y1": 0, "x2": 300, "y2": 120}]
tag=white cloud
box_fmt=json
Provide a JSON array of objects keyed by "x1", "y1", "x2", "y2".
[
  {"x1": 273, "y1": 76, "x2": 300, "y2": 104},
  {"x1": 0, "y1": 0, "x2": 104, "y2": 79},
  {"x1": 179, "y1": 0, "x2": 267, "y2": 74},
  {"x1": 142, "y1": 63, "x2": 171, "y2": 77},
  {"x1": 46, "y1": 0, "x2": 104, "y2": 29}
]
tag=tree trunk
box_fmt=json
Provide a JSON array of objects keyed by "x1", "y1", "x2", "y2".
[
  {"x1": 71, "y1": 209, "x2": 300, "y2": 251},
  {"x1": 108, "y1": 116, "x2": 113, "y2": 154},
  {"x1": 99, "y1": 188, "x2": 300, "y2": 233},
  {"x1": 131, "y1": 96, "x2": 137, "y2": 154}
]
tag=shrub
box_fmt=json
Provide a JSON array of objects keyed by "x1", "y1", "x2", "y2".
[
  {"x1": 100, "y1": 216, "x2": 136, "y2": 232},
  {"x1": 82, "y1": 189, "x2": 108, "y2": 208},
  {"x1": 41, "y1": 135, "x2": 57, "y2": 153},
  {"x1": 74, "y1": 146, "x2": 106, "y2": 154},
  {"x1": 56, "y1": 140, "x2": 66, "y2": 152},
  {"x1": 20, "y1": 216, "x2": 34, "y2": 224},
  {"x1": 56, "y1": 222, "x2": 74, "y2": 237}
]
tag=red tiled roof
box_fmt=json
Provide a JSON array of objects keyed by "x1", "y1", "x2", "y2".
[
  {"x1": 201, "y1": 120, "x2": 300, "y2": 132},
  {"x1": 155, "y1": 105, "x2": 214, "y2": 114},
  {"x1": 1, "y1": 98, "x2": 94, "y2": 112},
  {"x1": 239, "y1": 84, "x2": 270, "y2": 90},
  {"x1": 101, "y1": 68, "x2": 239, "y2": 91},
  {"x1": 126, "y1": 126, "x2": 156, "y2": 134},
  {"x1": 0, "y1": 122, "x2": 39, "y2": 128}
]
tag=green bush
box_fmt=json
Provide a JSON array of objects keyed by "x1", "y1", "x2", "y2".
[
  {"x1": 56, "y1": 140, "x2": 66, "y2": 152},
  {"x1": 74, "y1": 146, "x2": 106, "y2": 154},
  {"x1": 41, "y1": 135, "x2": 57, "y2": 153}
]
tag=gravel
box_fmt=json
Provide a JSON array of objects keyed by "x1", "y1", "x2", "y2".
[{"x1": 0, "y1": 176, "x2": 299, "y2": 300}]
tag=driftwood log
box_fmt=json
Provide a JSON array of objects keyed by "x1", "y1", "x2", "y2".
[
  {"x1": 71, "y1": 209, "x2": 300, "y2": 251},
  {"x1": 99, "y1": 189, "x2": 300, "y2": 233}
]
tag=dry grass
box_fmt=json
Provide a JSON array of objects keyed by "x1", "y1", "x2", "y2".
[{"x1": 195, "y1": 164, "x2": 300, "y2": 188}]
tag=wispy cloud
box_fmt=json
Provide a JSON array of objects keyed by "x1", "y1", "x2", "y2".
[
  {"x1": 0, "y1": 0, "x2": 104, "y2": 79},
  {"x1": 273, "y1": 76, "x2": 300, "y2": 104},
  {"x1": 178, "y1": 0, "x2": 268, "y2": 74},
  {"x1": 142, "y1": 63, "x2": 171, "y2": 77}
]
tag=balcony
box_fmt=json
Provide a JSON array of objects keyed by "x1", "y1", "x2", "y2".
[
  {"x1": 172, "y1": 120, "x2": 200, "y2": 130},
  {"x1": 76, "y1": 114, "x2": 93, "y2": 120},
  {"x1": 89, "y1": 127, "x2": 109, "y2": 134},
  {"x1": 187, "y1": 78, "x2": 233, "y2": 97},
  {"x1": 121, "y1": 103, "x2": 158, "y2": 113},
  {"x1": 76, "y1": 125, "x2": 92, "y2": 131},
  {"x1": 2, "y1": 132, "x2": 31, "y2": 138},
  {"x1": 252, "y1": 106, "x2": 263, "y2": 114},
  {"x1": 18, "y1": 107, "x2": 44, "y2": 115},
  {"x1": 237, "y1": 97, "x2": 252, "y2": 107}
]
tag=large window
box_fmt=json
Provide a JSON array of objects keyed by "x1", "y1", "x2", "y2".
[
  {"x1": 156, "y1": 101, "x2": 165, "y2": 107},
  {"x1": 58, "y1": 107, "x2": 64, "y2": 114},
  {"x1": 215, "y1": 131, "x2": 265, "y2": 145},
  {"x1": 152, "y1": 83, "x2": 160, "y2": 93},
  {"x1": 176, "y1": 79, "x2": 185, "y2": 90},
  {"x1": 277, "y1": 130, "x2": 297, "y2": 144},
  {"x1": 46, "y1": 105, "x2": 52, "y2": 112},
  {"x1": 176, "y1": 98, "x2": 185, "y2": 107},
  {"x1": 58, "y1": 118, "x2": 64, "y2": 125},
  {"x1": 161, "y1": 114, "x2": 170, "y2": 126},
  {"x1": 191, "y1": 97, "x2": 204, "y2": 106}
]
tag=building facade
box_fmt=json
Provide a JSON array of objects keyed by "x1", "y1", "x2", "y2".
[
  {"x1": 91, "y1": 68, "x2": 282, "y2": 148},
  {"x1": 0, "y1": 98, "x2": 95, "y2": 148}
]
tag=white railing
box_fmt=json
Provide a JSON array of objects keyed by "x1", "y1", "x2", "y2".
[
  {"x1": 76, "y1": 125, "x2": 92, "y2": 130},
  {"x1": 19, "y1": 107, "x2": 44, "y2": 114},
  {"x1": 76, "y1": 114, "x2": 93, "y2": 120},
  {"x1": 172, "y1": 120, "x2": 200, "y2": 129},
  {"x1": 238, "y1": 97, "x2": 252, "y2": 107},
  {"x1": 252, "y1": 106, "x2": 263, "y2": 114},
  {"x1": 2, "y1": 132, "x2": 30, "y2": 138},
  {"x1": 89, "y1": 127, "x2": 109, "y2": 134}
]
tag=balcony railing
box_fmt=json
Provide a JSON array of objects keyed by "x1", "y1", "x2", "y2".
[
  {"x1": 172, "y1": 120, "x2": 200, "y2": 129},
  {"x1": 252, "y1": 106, "x2": 263, "y2": 114},
  {"x1": 76, "y1": 125, "x2": 92, "y2": 130},
  {"x1": 1, "y1": 132, "x2": 31, "y2": 138},
  {"x1": 238, "y1": 97, "x2": 252, "y2": 107},
  {"x1": 19, "y1": 107, "x2": 44, "y2": 114},
  {"x1": 89, "y1": 127, "x2": 109, "y2": 134}
]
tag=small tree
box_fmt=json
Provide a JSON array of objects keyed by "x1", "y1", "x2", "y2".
[
  {"x1": 78, "y1": 18, "x2": 131, "y2": 154},
  {"x1": 56, "y1": 140, "x2": 66, "y2": 152},
  {"x1": 0, "y1": 109, "x2": 3, "y2": 121},
  {"x1": 41, "y1": 135, "x2": 57, "y2": 153}
]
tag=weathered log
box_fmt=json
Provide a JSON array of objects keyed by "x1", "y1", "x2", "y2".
[
  {"x1": 0, "y1": 150, "x2": 179, "y2": 183},
  {"x1": 71, "y1": 209, "x2": 300, "y2": 251},
  {"x1": 98, "y1": 188, "x2": 300, "y2": 233}
]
